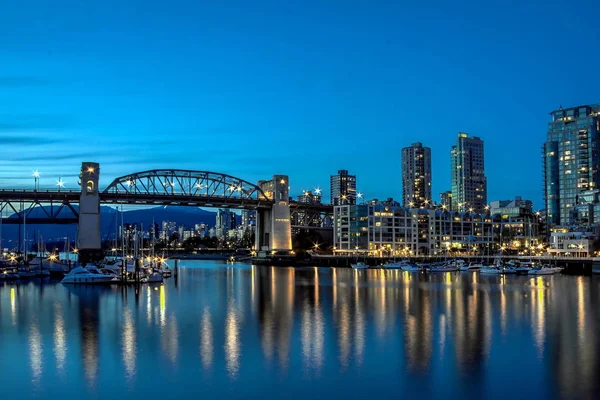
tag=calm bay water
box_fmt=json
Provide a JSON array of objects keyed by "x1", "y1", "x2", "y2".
[{"x1": 1, "y1": 261, "x2": 599, "y2": 399}]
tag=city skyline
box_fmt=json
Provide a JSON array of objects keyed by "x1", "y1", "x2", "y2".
[{"x1": 1, "y1": 1, "x2": 600, "y2": 209}]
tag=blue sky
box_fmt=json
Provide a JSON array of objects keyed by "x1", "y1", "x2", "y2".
[{"x1": 1, "y1": 0, "x2": 599, "y2": 208}]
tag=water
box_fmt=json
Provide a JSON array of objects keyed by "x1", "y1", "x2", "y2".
[{"x1": 1, "y1": 262, "x2": 599, "y2": 400}]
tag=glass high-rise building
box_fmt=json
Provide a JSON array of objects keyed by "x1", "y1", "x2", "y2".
[
  {"x1": 330, "y1": 169, "x2": 356, "y2": 205},
  {"x1": 450, "y1": 133, "x2": 487, "y2": 213},
  {"x1": 401, "y1": 142, "x2": 432, "y2": 207},
  {"x1": 543, "y1": 104, "x2": 600, "y2": 226}
]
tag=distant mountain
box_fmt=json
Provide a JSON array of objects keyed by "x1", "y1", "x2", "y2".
[{"x1": 1, "y1": 206, "x2": 237, "y2": 247}]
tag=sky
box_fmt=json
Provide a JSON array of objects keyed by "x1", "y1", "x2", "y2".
[{"x1": 1, "y1": 0, "x2": 599, "y2": 209}]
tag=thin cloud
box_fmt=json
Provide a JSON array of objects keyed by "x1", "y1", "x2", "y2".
[
  {"x1": 0, "y1": 76, "x2": 48, "y2": 88},
  {"x1": 0, "y1": 114, "x2": 74, "y2": 132}
]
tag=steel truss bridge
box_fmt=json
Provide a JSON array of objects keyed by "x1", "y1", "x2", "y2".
[{"x1": 0, "y1": 170, "x2": 333, "y2": 228}]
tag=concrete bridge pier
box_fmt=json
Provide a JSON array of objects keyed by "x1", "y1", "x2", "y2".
[
  {"x1": 77, "y1": 162, "x2": 103, "y2": 265},
  {"x1": 256, "y1": 175, "x2": 292, "y2": 253}
]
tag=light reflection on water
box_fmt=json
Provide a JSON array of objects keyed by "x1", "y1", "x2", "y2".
[{"x1": 0, "y1": 262, "x2": 599, "y2": 399}]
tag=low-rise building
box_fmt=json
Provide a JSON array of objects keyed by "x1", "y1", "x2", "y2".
[
  {"x1": 334, "y1": 201, "x2": 494, "y2": 255},
  {"x1": 547, "y1": 230, "x2": 595, "y2": 257}
]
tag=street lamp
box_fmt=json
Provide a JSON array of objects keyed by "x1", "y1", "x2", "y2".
[
  {"x1": 56, "y1": 178, "x2": 65, "y2": 192},
  {"x1": 32, "y1": 170, "x2": 40, "y2": 191}
]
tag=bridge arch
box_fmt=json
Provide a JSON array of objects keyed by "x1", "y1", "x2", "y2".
[{"x1": 103, "y1": 169, "x2": 269, "y2": 202}]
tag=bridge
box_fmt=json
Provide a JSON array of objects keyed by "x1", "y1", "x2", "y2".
[{"x1": 0, "y1": 163, "x2": 333, "y2": 262}]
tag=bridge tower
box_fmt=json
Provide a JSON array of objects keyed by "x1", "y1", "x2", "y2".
[
  {"x1": 77, "y1": 162, "x2": 103, "y2": 264},
  {"x1": 256, "y1": 175, "x2": 292, "y2": 253}
]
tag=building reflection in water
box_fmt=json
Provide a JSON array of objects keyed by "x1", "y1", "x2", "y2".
[
  {"x1": 122, "y1": 306, "x2": 136, "y2": 379},
  {"x1": 159, "y1": 285, "x2": 179, "y2": 365},
  {"x1": 29, "y1": 319, "x2": 43, "y2": 383},
  {"x1": 225, "y1": 300, "x2": 240, "y2": 378},
  {"x1": 1, "y1": 264, "x2": 600, "y2": 398},
  {"x1": 53, "y1": 303, "x2": 67, "y2": 375},
  {"x1": 10, "y1": 287, "x2": 17, "y2": 326},
  {"x1": 300, "y1": 268, "x2": 324, "y2": 375},
  {"x1": 403, "y1": 272, "x2": 432, "y2": 373},
  {"x1": 200, "y1": 307, "x2": 213, "y2": 370}
]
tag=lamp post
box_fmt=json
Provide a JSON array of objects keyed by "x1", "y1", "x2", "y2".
[
  {"x1": 56, "y1": 178, "x2": 65, "y2": 193},
  {"x1": 32, "y1": 170, "x2": 40, "y2": 191}
]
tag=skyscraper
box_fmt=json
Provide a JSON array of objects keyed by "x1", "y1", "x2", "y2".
[
  {"x1": 543, "y1": 105, "x2": 600, "y2": 226},
  {"x1": 330, "y1": 169, "x2": 356, "y2": 205},
  {"x1": 216, "y1": 209, "x2": 235, "y2": 239},
  {"x1": 450, "y1": 133, "x2": 487, "y2": 213},
  {"x1": 401, "y1": 142, "x2": 432, "y2": 207}
]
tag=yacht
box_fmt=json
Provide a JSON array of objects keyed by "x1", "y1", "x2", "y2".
[
  {"x1": 515, "y1": 261, "x2": 533, "y2": 275},
  {"x1": 502, "y1": 261, "x2": 519, "y2": 274},
  {"x1": 528, "y1": 265, "x2": 558, "y2": 275},
  {"x1": 459, "y1": 262, "x2": 483, "y2": 271},
  {"x1": 141, "y1": 268, "x2": 164, "y2": 283},
  {"x1": 480, "y1": 265, "x2": 503, "y2": 274},
  {"x1": 399, "y1": 262, "x2": 421, "y2": 272},
  {"x1": 61, "y1": 265, "x2": 119, "y2": 284},
  {"x1": 427, "y1": 263, "x2": 459, "y2": 272},
  {"x1": 351, "y1": 262, "x2": 368, "y2": 269},
  {"x1": 1, "y1": 268, "x2": 20, "y2": 280},
  {"x1": 384, "y1": 261, "x2": 403, "y2": 269}
]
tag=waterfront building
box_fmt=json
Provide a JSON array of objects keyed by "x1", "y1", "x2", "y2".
[
  {"x1": 543, "y1": 104, "x2": 600, "y2": 226},
  {"x1": 547, "y1": 230, "x2": 594, "y2": 257},
  {"x1": 440, "y1": 190, "x2": 453, "y2": 211},
  {"x1": 333, "y1": 201, "x2": 494, "y2": 255},
  {"x1": 491, "y1": 213, "x2": 540, "y2": 250},
  {"x1": 450, "y1": 133, "x2": 487, "y2": 213},
  {"x1": 330, "y1": 169, "x2": 357, "y2": 205},
  {"x1": 402, "y1": 142, "x2": 432, "y2": 207}
]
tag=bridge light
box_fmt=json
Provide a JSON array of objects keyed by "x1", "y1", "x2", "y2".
[
  {"x1": 56, "y1": 178, "x2": 65, "y2": 188},
  {"x1": 32, "y1": 170, "x2": 40, "y2": 178}
]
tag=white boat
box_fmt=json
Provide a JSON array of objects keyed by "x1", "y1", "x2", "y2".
[
  {"x1": 427, "y1": 263, "x2": 458, "y2": 272},
  {"x1": 459, "y1": 263, "x2": 483, "y2": 271},
  {"x1": 384, "y1": 261, "x2": 403, "y2": 269},
  {"x1": 1, "y1": 268, "x2": 20, "y2": 280},
  {"x1": 528, "y1": 265, "x2": 558, "y2": 275},
  {"x1": 162, "y1": 267, "x2": 172, "y2": 278},
  {"x1": 400, "y1": 263, "x2": 421, "y2": 272},
  {"x1": 18, "y1": 267, "x2": 37, "y2": 278},
  {"x1": 351, "y1": 262, "x2": 368, "y2": 269},
  {"x1": 480, "y1": 266, "x2": 503, "y2": 274},
  {"x1": 61, "y1": 265, "x2": 119, "y2": 284},
  {"x1": 501, "y1": 262, "x2": 519, "y2": 274},
  {"x1": 141, "y1": 269, "x2": 164, "y2": 283}
]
